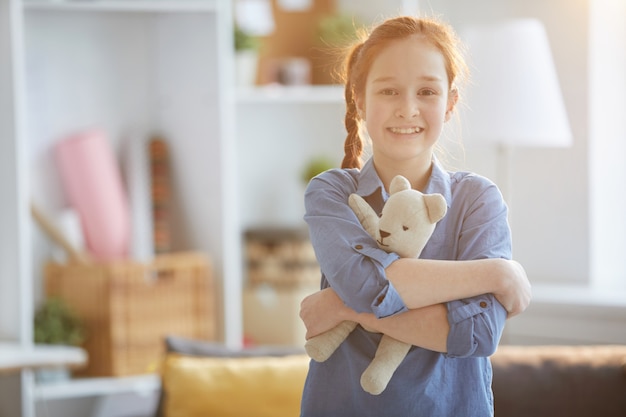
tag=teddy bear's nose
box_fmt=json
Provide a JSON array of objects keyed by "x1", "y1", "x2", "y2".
[{"x1": 379, "y1": 230, "x2": 390, "y2": 239}]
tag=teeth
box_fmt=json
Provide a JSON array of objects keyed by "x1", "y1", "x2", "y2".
[{"x1": 390, "y1": 127, "x2": 421, "y2": 134}]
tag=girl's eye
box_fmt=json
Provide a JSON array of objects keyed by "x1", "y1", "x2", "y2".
[
  {"x1": 380, "y1": 89, "x2": 397, "y2": 96},
  {"x1": 418, "y1": 89, "x2": 436, "y2": 96}
]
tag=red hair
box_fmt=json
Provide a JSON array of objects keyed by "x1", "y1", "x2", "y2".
[{"x1": 340, "y1": 16, "x2": 467, "y2": 169}]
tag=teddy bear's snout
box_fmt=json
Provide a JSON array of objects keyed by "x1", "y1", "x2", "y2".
[{"x1": 379, "y1": 230, "x2": 391, "y2": 239}]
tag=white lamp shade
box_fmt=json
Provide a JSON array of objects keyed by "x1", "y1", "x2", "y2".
[{"x1": 462, "y1": 19, "x2": 573, "y2": 147}]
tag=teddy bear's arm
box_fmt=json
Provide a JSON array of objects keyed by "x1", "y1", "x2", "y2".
[
  {"x1": 305, "y1": 320, "x2": 358, "y2": 362},
  {"x1": 348, "y1": 194, "x2": 379, "y2": 240}
]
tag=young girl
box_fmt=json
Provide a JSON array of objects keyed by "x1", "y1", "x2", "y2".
[{"x1": 299, "y1": 16, "x2": 531, "y2": 416}]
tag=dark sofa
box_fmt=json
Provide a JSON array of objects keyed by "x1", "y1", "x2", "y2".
[{"x1": 491, "y1": 345, "x2": 626, "y2": 417}]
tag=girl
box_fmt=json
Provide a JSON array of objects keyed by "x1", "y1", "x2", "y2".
[{"x1": 299, "y1": 16, "x2": 531, "y2": 417}]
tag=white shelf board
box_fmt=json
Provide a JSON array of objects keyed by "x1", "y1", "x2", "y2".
[
  {"x1": 34, "y1": 373, "x2": 160, "y2": 400},
  {"x1": 0, "y1": 343, "x2": 87, "y2": 374},
  {"x1": 237, "y1": 85, "x2": 344, "y2": 104},
  {"x1": 23, "y1": 0, "x2": 219, "y2": 13}
]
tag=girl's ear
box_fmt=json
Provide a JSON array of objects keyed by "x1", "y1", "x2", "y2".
[{"x1": 444, "y1": 88, "x2": 459, "y2": 122}]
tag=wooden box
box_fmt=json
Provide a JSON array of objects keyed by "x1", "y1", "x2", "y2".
[{"x1": 44, "y1": 252, "x2": 215, "y2": 377}]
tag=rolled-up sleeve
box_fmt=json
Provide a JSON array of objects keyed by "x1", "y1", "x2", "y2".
[
  {"x1": 441, "y1": 174, "x2": 512, "y2": 358},
  {"x1": 446, "y1": 294, "x2": 507, "y2": 357},
  {"x1": 304, "y1": 169, "x2": 407, "y2": 317}
]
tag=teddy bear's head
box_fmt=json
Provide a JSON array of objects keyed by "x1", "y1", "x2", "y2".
[{"x1": 376, "y1": 175, "x2": 447, "y2": 258}]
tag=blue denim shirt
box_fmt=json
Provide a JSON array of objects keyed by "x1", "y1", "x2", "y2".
[{"x1": 300, "y1": 157, "x2": 510, "y2": 417}]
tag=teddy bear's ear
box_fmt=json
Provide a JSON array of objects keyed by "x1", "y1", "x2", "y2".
[
  {"x1": 424, "y1": 194, "x2": 447, "y2": 223},
  {"x1": 389, "y1": 175, "x2": 411, "y2": 194}
]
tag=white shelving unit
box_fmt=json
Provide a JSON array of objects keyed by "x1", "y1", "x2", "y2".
[
  {"x1": 235, "y1": 83, "x2": 347, "y2": 230},
  {"x1": 236, "y1": 84, "x2": 344, "y2": 104},
  {"x1": 0, "y1": 0, "x2": 241, "y2": 415}
]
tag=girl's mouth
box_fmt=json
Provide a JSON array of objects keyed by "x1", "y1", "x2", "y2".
[{"x1": 388, "y1": 126, "x2": 423, "y2": 134}]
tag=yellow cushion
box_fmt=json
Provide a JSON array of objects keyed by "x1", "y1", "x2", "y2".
[{"x1": 161, "y1": 353, "x2": 310, "y2": 417}]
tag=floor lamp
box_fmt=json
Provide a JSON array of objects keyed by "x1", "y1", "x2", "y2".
[{"x1": 461, "y1": 19, "x2": 573, "y2": 209}]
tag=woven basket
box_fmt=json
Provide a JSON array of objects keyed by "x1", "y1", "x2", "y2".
[
  {"x1": 245, "y1": 227, "x2": 320, "y2": 287},
  {"x1": 44, "y1": 252, "x2": 215, "y2": 377}
]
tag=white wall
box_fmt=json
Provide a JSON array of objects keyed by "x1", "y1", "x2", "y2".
[{"x1": 589, "y1": 0, "x2": 626, "y2": 291}]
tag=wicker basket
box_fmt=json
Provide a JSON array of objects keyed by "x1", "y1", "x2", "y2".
[
  {"x1": 44, "y1": 252, "x2": 215, "y2": 377},
  {"x1": 245, "y1": 227, "x2": 320, "y2": 287}
]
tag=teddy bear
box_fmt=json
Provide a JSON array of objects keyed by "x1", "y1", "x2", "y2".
[{"x1": 304, "y1": 175, "x2": 447, "y2": 395}]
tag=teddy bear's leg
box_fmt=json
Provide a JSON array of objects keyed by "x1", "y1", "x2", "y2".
[
  {"x1": 360, "y1": 335, "x2": 412, "y2": 395},
  {"x1": 305, "y1": 320, "x2": 358, "y2": 362}
]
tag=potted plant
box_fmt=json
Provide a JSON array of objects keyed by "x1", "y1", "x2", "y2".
[
  {"x1": 234, "y1": 25, "x2": 261, "y2": 87},
  {"x1": 33, "y1": 297, "x2": 85, "y2": 382},
  {"x1": 301, "y1": 156, "x2": 335, "y2": 185}
]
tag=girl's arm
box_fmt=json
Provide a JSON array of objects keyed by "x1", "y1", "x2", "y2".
[
  {"x1": 301, "y1": 256, "x2": 529, "y2": 352},
  {"x1": 300, "y1": 287, "x2": 450, "y2": 352},
  {"x1": 386, "y1": 258, "x2": 530, "y2": 316}
]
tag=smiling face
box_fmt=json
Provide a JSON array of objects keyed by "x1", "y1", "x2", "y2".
[{"x1": 357, "y1": 35, "x2": 457, "y2": 169}]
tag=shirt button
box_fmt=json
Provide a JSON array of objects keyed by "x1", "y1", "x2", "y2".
[
  {"x1": 355, "y1": 244, "x2": 363, "y2": 250},
  {"x1": 479, "y1": 301, "x2": 488, "y2": 308}
]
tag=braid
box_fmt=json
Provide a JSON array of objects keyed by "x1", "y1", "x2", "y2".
[
  {"x1": 342, "y1": 87, "x2": 362, "y2": 169},
  {"x1": 341, "y1": 43, "x2": 364, "y2": 169}
]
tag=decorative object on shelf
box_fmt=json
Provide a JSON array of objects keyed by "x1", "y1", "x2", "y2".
[
  {"x1": 149, "y1": 136, "x2": 172, "y2": 255},
  {"x1": 31, "y1": 203, "x2": 90, "y2": 264},
  {"x1": 54, "y1": 129, "x2": 131, "y2": 261},
  {"x1": 254, "y1": 0, "x2": 333, "y2": 85},
  {"x1": 277, "y1": 57, "x2": 311, "y2": 85},
  {"x1": 123, "y1": 134, "x2": 155, "y2": 262},
  {"x1": 245, "y1": 227, "x2": 320, "y2": 288},
  {"x1": 278, "y1": 0, "x2": 313, "y2": 12},
  {"x1": 235, "y1": 25, "x2": 262, "y2": 87},
  {"x1": 44, "y1": 252, "x2": 216, "y2": 377},
  {"x1": 301, "y1": 155, "x2": 335, "y2": 185},
  {"x1": 235, "y1": 0, "x2": 275, "y2": 37},
  {"x1": 243, "y1": 227, "x2": 320, "y2": 347}
]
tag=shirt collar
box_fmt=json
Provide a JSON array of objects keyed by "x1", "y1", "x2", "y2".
[
  {"x1": 424, "y1": 157, "x2": 452, "y2": 207},
  {"x1": 356, "y1": 156, "x2": 452, "y2": 207},
  {"x1": 355, "y1": 158, "x2": 386, "y2": 199}
]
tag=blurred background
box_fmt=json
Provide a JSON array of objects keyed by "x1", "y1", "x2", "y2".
[{"x1": 1, "y1": 0, "x2": 625, "y2": 416}]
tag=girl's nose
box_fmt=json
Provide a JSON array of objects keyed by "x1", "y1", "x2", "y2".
[{"x1": 395, "y1": 97, "x2": 419, "y2": 118}]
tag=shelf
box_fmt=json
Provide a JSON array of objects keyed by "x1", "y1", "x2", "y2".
[
  {"x1": 23, "y1": 0, "x2": 219, "y2": 13},
  {"x1": 34, "y1": 374, "x2": 160, "y2": 401},
  {"x1": 236, "y1": 85, "x2": 344, "y2": 104},
  {"x1": 0, "y1": 343, "x2": 87, "y2": 374}
]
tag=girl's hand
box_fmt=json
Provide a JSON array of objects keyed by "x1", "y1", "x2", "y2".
[
  {"x1": 494, "y1": 260, "x2": 532, "y2": 317},
  {"x1": 300, "y1": 287, "x2": 353, "y2": 339}
]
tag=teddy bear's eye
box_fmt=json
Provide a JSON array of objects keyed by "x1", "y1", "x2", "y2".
[{"x1": 402, "y1": 226, "x2": 409, "y2": 231}]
